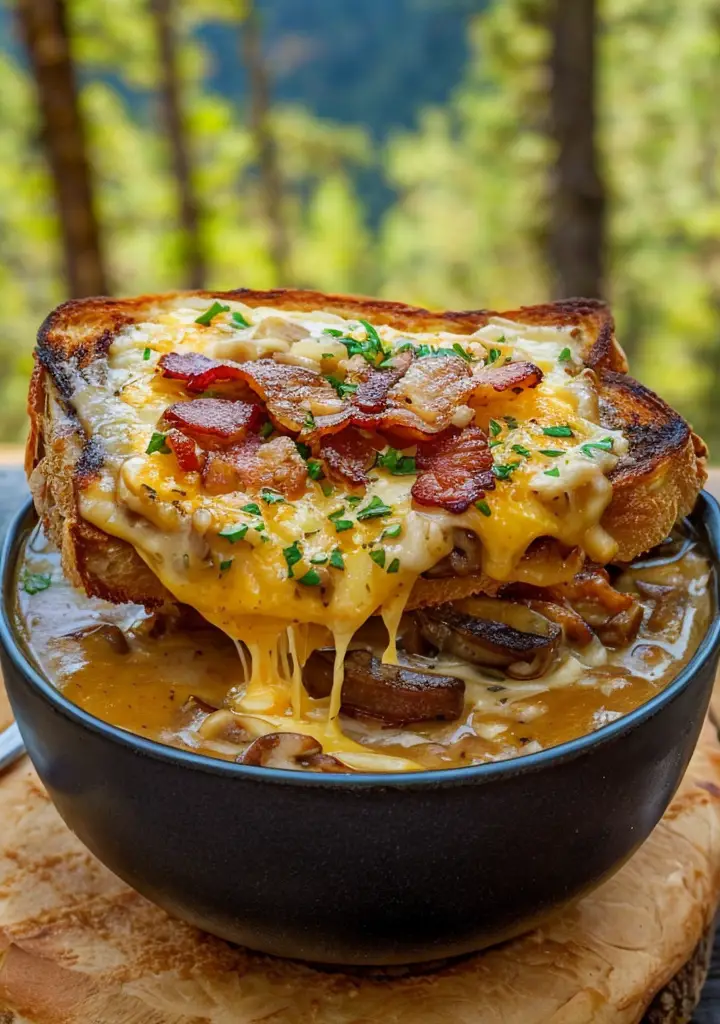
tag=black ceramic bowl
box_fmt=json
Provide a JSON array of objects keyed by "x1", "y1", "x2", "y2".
[{"x1": 2, "y1": 497, "x2": 720, "y2": 966}]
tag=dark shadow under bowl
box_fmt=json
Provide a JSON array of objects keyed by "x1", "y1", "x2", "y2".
[{"x1": 2, "y1": 497, "x2": 720, "y2": 966}]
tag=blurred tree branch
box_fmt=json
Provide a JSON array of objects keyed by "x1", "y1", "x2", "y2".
[
  {"x1": 548, "y1": 0, "x2": 605, "y2": 298},
  {"x1": 241, "y1": 0, "x2": 291, "y2": 284},
  {"x1": 16, "y1": 0, "x2": 108, "y2": 298},
  {"x1": 150, "y1": 0, "x2": 206, "y2": 289}
]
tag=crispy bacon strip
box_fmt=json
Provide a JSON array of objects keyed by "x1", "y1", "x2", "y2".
[
  {"x1": 164, "y1": 398, "x2": 264, "y2": 446},
  {"x1": 471, "y1": 361, "x2": 543, "y2": 403},
  {"x1": 348, "y1": 350, "x2": 414, "y2": 415},
  {"x1": 230, "y1": 359, "x2": 346, "y2": 435},
  {"x1": 165, "y1": 428, "x2": 202, "y2": 472},
  {"x1": 160, "y1": 351, "x2": 259, "y2": 395},
  {"x1": 159, "y1": 351, "x2": 221, "y2": 382},
  {"x1": 412, "y1": 425, "x2": 495, "y2": 514},
  {"x1": 351, "y1": 356, "x2": 475, "y2": 444},
  {"x1": 320, "y1": 427, "x2": 379, "y2": 487},
  {"x1": 202, "y1": 434, "x2": 307, "y2": 498}
]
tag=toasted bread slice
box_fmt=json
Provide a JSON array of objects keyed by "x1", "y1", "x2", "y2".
[{"x1": 25, "y1": 289, "x2": 706, "y2": 610}]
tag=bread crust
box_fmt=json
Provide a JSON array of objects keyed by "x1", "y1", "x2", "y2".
[{"x1": 26, "y1": 289, "x2": 706, "y2": 608}]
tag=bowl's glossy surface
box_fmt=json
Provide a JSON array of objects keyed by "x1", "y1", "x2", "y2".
[{"x1": 3, "y1": 497, "x2": 720, "y2": 966}]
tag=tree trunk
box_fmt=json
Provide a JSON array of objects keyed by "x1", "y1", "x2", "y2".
[
  {"x1": 16, "y1": 0, "x2": 108, "y2": 298},
  {"x1": 241, "y1": 1, "x2": 291, "y2": 284},
  {"x1": 548, "y1": 0, "x2": 605, "y2": 299},
  {"x1": 150, "y1": 0, "x2": 205, "y2": 290}
]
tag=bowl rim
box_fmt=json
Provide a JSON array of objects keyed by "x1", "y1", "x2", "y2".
[{"x1": 3, "y1": 494, "x2": 720, "y2": 789}]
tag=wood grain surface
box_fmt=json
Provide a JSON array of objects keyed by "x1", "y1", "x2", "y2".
[{"x1": 2, "y1": 463, "x2": 720, "y2": 1022}]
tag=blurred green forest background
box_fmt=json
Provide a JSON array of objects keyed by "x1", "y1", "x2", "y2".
[{"x1": 2, "y1": 0, "x2": 720, "y2": 455}]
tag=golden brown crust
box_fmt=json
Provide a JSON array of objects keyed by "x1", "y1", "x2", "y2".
[
  {"x1": 599, "y1": 370, "x2": 707, "y2": 561},
  {"x1": 34, "y1": 289, "x2": 626, "y2": 404},
  {"x1": 26, "y1": 289, "x2": 703, "y2": 608}
]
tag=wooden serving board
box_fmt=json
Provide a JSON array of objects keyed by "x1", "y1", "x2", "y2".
[{"x1": 2, "y1": 464, "x2": 720, "y2": 1022}]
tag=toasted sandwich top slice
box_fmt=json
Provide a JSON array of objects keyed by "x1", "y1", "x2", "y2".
[{"x1": 27, "y1": 289, "x2": 705, "y2": 635}]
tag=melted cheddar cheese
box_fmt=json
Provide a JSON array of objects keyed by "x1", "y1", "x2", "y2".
[{"x1": 69, "y1": 296, "x2": 628, "y2": 769}]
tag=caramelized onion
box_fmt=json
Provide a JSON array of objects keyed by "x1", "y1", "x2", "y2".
[{"x1": 417, "y1": 598, "x2": 561, "y2": 679}]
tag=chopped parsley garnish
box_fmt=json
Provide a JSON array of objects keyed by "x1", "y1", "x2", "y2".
[
  {"x1": 146, "y1": 431, "x2": 170, "y2": 455},
  {"x1": 356, "y1": 495, "x2": 393, "y2": 520},
  {"x1": 321, "y1": 482, "x2": 335, "y2": 497},
  {"x1": 323, "y1": 328, "x2": 344, "y2": 338},
  {"x1": 195, "y1": 301, "x2": 230, "y2": 326},
  {"x1": 493, "y1": 462, "x2": 520, "y2": 481},
  {"x1": 580, "y1": 437, "x2": 614, "y2": 458},
  {"x1": 298, "y1": 569, "x2": 322, "y2": 587},
  {"x1": 487, "y1": 348, "x2": 501, "y2": 364},
  {"x1": 504, "y1": 415, "x2": 519, "y2": 430},
  {"x1": 386, "y1": 558, "x2": 401, "y2": 574},
  {"x1": 22, "y1": 570, "x2": 52, "y2": 595},
  {"x1": 489, "y1": 419, "x2": 502, "y2": 438},
  {"x1": 142, "y1": 347, "x2": 151, "y2": 360},
  {"x1": 231, "y1": 310, "x2": 251, "y2": 329},
  {"x1": 382, "y1": 523, "x2": 402, "y2": 539},
  {"x1": 303, "y1": 410, "x2": 316, "y2": 431},
  {"x1": 452, "y1": 342, "x2": 473, "y2": 363},
  {"x1": 260, "y1": 421, "x2": 274, "y2": 438},
  {"x1": 325, "y1": 375, "x2": 359, "y2": 398},
  {"x1": 329, "y1": 548, "x2": 345, "y2": 570},
  {"x1": 359, "y1": 318, "x2": 382, "y2": 348},
  {"x1": 538, "y1": 449, "x2": 563, "y2": 457},
  {"x1": 219, "y1": 558, "x2": 233, "y2": 574},
  {"x1": 219, "y1": 523, "x2": 249, "y2": 543},
  {"x1": 261, "y1": 489, "x2": 285, "y2": 504},
  {"x1": 310, "y1": 553, "x2": 328, "y2": 565},
  {"x1": 283, "y1": 540, "x2": 303, "y2": 578},
  {"x1": 241, "y1": 502, "x2": 262, "y2": 516},
  {"x1": 295, "y1": 441, "x2": 311, "y2": 459},
  {"x1": 328, "y1": 507, "x2": 353, "y2": 532},
  {"x1": 346, "y1": 495, "x2": 362, "y2": 506},
  {"x1": 558, "y1": 346, "x2": 572, "y2": 362},
  {"x1": 307, "y1": 459, "x2": 324, "y2": 481},
  {"x1": 370, "y1": 548, "x2": 386, "y2": 568},
  {"x1": 475, "y1": 499, "x2": 492, "y2": 517},
  {"x1": 511, "y1": 444, "x2": 531, "y2": 458},
  {"x1": 321, "y1": 352, "x2": 335, "y2": 359},
  {"x1": 542, "y1": 424, "x2": 574, "y2": 438},
  {"x1": 338, "y1": 319, "x2": 389, "y2": 365},
  {"x1": 489, "y1": 440, "x2": 502, "y2": 449},
  {"x1": 544, "y1": 467, "x2": 561, "y2": 478},
  {"x1": 375, "y1": 448, "x2": 416, "y2": 476}
]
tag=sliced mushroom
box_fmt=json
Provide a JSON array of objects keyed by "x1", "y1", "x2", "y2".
[
  {"x1": 519, "y1": 599, "x2": 595, "y2": 647},
  {"x1": 198, "y1": 708, "x2": 252, "y2": 744},
  {"x1": 238, "y1": 732, "x2": 324, "y2": 769},
  {"x1": 59, "y1": 623, "x2": 130, "y2": 655},
  {"x1": 417, "y1": 598, "x2": 561, "y2": 680},
  {"x1": 424, "y1": 529, "x2": 484, "y2": 578},
  {"x1": 303, "y1": 752, "x2": 348, "y2": 774},
  {"x1": 176, "y1": 694, "x2": 220, "y2": 730},
  {"x1": 594, "y1": 603, "x2": 644, "y2": 648},
  {"x1": 635, "y1": 581, "x2": 687, "y2": 635},
  {"x1": 303, "y1": 649, "x2": 465, "y2": 724}
]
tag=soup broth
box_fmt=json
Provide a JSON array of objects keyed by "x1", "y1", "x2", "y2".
[{"x1": 14, "y1": 524, "x2": 712, "y2": 772}]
